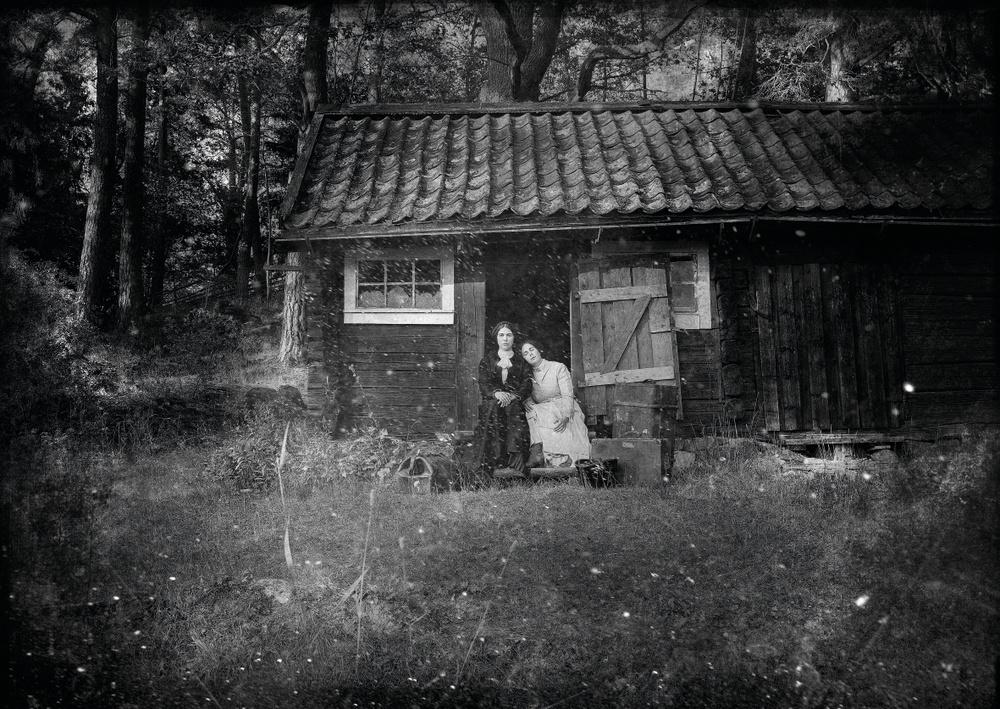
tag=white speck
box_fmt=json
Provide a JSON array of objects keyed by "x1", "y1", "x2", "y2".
[
  {"x1": 113, "y1": 596, "x2": 120, "y2": 601},
  {"x1": 418, "y1": 527, "x2": 425, "y2": 534},
  {"x1": 689, "y1": 543, "x2": 696, "y2": 548},
  {"x1": 862, "y1": 472, "x2": 872, "y2": 481},
  {"x1": 686, "y1": 577, "x2": 695, "y2": 584},
  {"x1": 169, "y1": 577, "x2": 176, "y2": 581},
  {"x1": 590, "y1": 567, "x2": 603, "y2": 575},
  {"x1": 134, "y1": 631, "x2": 141, "y2": 636},
  {"x1": 651, "y1": 573, "x2": 659, "y2": 578},
  {"x1": 855, "y1": 595, "x2": 870, "y2": 608},
  {"x1": 903, "y1": 382, "x2": 915, "y2": 393},
  {"x1": 622, "y1": 611, "x2": 630, "y2": 618}
]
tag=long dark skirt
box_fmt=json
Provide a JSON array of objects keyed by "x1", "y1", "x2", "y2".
[{"x1": 469, "y1": 399, "x2": 528, "y2": 479}]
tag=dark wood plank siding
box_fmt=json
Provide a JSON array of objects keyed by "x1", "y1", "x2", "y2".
[
  {"x1": 342, "y1": 324, "x2": 457, "y2": 438},
  {"x1": 454, "y1": 253, "x2": 486, "y2": 432},
  {"x1": 751, "y1": 261, "x2": 905, "y2": 432},
  {"x1": 897, "y1": 250, "x2": 999, "y2": 425}
]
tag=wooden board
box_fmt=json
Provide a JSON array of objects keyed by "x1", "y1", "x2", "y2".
[
  {"x1": 877, "y1": 264, "x2": 905, "y2": 427},
  {"x1": 585, "y1": 366, "x2": 675, "y2": 387},
  {"x1": 802, "y1": 263, "x2": 831, "y2": 430},
  {"x1": 578, "y1": 261, "x2": 607, "y2": 417},
  {"x1": 774, "y1": 265, "x2": 801, "y2": 431},
  {"x1": 822, "y1": 263, "x2": 860, "y2": 429},
  {"x1": 754, "y1": 266, "x2": 781, "y2": 431},
  {"x1": 905, "y1": 390, "x2": 1000, "y2": 425},
  {"x1": 853, "y1": 264, "x2": 887, "y2": 428},
  {"x1": 454, "y1": 261, "x2": 485, "y2": 431},
  {"x1": 905, "y1": 363, "x2": 1000, "y2": 392}
]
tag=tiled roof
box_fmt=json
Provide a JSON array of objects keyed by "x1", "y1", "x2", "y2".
[{"x1": 281, "y1": 104, "x2": 994, "y2": 233}]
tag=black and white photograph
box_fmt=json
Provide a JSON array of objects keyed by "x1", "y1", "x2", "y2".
[{"x1": 1, "y1": 0, "x2": 997, "y2": 706}]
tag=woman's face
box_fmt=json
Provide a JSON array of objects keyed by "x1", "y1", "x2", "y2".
[
  {"x1": 496, "y1": 326, "x2": 514, "y2": 351},
  {"x1": 521, "y1": 343, "x2": 542, "y2": 367}
]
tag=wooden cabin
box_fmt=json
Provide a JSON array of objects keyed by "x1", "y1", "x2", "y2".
[{"x1": 275, "y1": 101, "x2": 997, "y2": 444}]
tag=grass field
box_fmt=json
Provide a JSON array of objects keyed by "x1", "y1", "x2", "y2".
[
  {"x1": 2, "y1": 295, "x2": 998, "y2": 708},
  {"x1": 5, "y1": 419, "x2": 998, "y2": 708}
]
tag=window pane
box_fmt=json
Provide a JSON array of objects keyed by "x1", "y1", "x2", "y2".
[
  {"x1": 670, "y1": 258, "x2": 695, "y2": 284},
  {"x1": 357, "y1": 285, "x2": 385, "y2": 308},
  {"x1": 672, "y1": 283, "x2": 696, "y2": 311},
  {"x1": 413, "y1": 259, "x2": 440, "y2": 283},
  {"x1": 385, "y1": 260, "x2": 412, "y2": 283},
  {"x1": 415, "y1": 284, "x2": 442, "y2": 308},
  {"x1": 386, "y1": 284, "x2": 413, "y2": 308},
  {"x1": 358, "y1": 260, "x2": 384, "y2": 283}
]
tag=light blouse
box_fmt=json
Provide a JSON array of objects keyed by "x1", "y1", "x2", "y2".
[{"x1": 530, "y1": 359, "x2": 575, "y2": 418}]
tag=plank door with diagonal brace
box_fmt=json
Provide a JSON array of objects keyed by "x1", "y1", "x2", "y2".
[{"x1": 575, "y1": 256, "x2": 680, "y2": 422}]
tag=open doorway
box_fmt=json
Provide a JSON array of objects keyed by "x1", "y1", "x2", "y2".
[{"x1": 484, "y1": 257, "x2": 571, "y2": 368}]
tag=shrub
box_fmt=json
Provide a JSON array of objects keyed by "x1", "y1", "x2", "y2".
[
  {"x1": 0, "y1": 248, "x2": 102, "y2": 440},
  {"x1": 205, "y1": 408, "x2": 286, "y2": 492}
]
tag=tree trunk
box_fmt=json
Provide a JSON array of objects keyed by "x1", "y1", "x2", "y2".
[
  {"x1": 147, "y1": 66, "x2": 168, "y2": 310},
  {"x1": 477, "y1": 0, "x2": 566, "y2": 102},
  {"x1": 235, "y1": 71, "x2": 253, "y2": 302},
  {"x1": 280, "y1": 0, "x2": 331, "y2": 366},
  {"x1": 826, "y1": 13, "x2": 858, "y2": 102},
  {"x1": 731, "y1": 5, "x2": 758, "y2": 100},
  {"x1": 117, "y1": 6, "x2": 151, "y2": 331},
  {"x1": 247, "y1": 85, "x2": 265, "y2": 298},
  {"x1": 279, "y1": 251, "x2": 307, "y2": 364},
  {"x1": 477, "y1": 2, "x2": 517, "y2": 102},
  {"x1": 77, "y1": 6, "x2": 119, "y2": 326}
]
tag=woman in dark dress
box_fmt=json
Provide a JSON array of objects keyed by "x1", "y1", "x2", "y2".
[{"x1": 470, "y1": 321, "x2": 533, "y2": 478}]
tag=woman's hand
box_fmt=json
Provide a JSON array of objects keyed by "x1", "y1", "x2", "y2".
[
  {"x1": 494, "y1": 391, "x2": 516, "y2": 407},
  {"x1": 553, "y1": 416, "x2": 569, "y2": 433},
  {"x1": 522, "y1": 398, "x2": 535, "y2": 412}
]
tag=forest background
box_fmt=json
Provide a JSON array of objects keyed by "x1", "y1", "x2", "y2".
[{"x1": 0, "y1": 0, "x2": 995, "y2": 439}]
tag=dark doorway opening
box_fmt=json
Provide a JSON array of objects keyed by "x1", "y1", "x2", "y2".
[{"x1": 485, "y1": 258, "x2": 571, "y2": 368}]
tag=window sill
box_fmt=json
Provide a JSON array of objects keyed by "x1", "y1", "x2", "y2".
[{"x1": 344, "y1": 311, "x2": 455, "y2": 325}]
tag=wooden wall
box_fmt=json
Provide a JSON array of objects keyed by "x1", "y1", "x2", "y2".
[
  {"x1": 896, "y1": 249, "x2": 999, "y2": 425},
  {"x1": 714, "y1": 226, "x2": 998, "y2": 433},
  {"x1": 340, "y1": 324, "x2": 457, "y2": 437},
  {"x1": 303, "y1": 241, "x2": 485, "y2": 439},
  {"x1": 302, "y1": 225, "x2": 997, "y2": 440}
]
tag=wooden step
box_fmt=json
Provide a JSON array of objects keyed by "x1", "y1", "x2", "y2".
[{"x1": 528, "y1": 467, "x2": 576, "y2": 479}]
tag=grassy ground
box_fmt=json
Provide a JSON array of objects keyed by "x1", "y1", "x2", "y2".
[{"x1": 3, "y1": 298, "x2": 999, "y2": 708}]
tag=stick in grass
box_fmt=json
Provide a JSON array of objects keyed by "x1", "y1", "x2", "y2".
[
  {"x1": 455, "y1": 540, "x2": 517, "y2": 685},
  {"x1": 276, "y1": 422, "x2": 294, "y2": 580},
  {"x1": 355, "y1": 487, "x2": 376, "y2": 671}
]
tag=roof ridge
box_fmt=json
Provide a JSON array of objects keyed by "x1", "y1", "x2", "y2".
[{"x1": 315, "y1": 100, "x2": 996, "y2": 117}]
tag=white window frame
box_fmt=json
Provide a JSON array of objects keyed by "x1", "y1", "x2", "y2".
[
  {"x1": 592, "y1": 241, "x2": 712, "y2": 329},
  {"x1": 343, "y1": 245, "x2": 455, "y2": 325},
  {"x1": 666, "y1": 246, "x2": 711, "y2": 330}
]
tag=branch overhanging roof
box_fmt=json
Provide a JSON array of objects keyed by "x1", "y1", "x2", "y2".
[{"x1": 278, "y1": 101, "x2": 996, "y2": 240}]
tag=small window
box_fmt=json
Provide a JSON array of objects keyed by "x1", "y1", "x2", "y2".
[
  {"x1": 594, "y1": 242, "x2": 712, "y2": 329},
  {"x1": 667, "y1": 247, "x2": 711, "y2": 329},
  {"x1": 669, "y1": 257, "x2": 698, "y2": 313},
  {"x1": 356, "y1": 258, "x2": 443, "y2": 309},
  {"x1": 344, "y1": 246, "x2": 454, "y2": 325}
]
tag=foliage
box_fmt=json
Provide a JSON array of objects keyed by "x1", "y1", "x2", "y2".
[{"x1": 0, "y1": 248, "x2": 100, "y2": 439}]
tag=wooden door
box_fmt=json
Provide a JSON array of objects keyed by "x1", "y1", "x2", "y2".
[{"x1": 574, "y1": 256, "x2": 679, "y2": 422}]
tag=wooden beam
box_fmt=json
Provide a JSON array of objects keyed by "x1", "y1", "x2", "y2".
[
  {"x1": 585, "y1": 366, "x2": 675, "y2": 387},
  {"x1": 579, "y1": 285, "x2": 667, "y2": 303}
]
